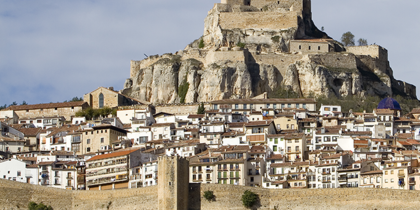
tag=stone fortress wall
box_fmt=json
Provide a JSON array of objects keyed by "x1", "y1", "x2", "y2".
[
  {"x1": 219, "y1": 12, "x2": 298, "y2": 30},
  {"x1": 3, "y1": 178, "x2": 420, "y2": 210}
]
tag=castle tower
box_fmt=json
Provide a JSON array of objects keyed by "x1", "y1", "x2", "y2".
[{"x1": 158, "y1": 156, "x2": 189, "y2": 210}]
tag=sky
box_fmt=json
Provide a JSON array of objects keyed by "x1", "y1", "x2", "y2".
[{"x1": 1, "y1": 0, "x2": 419, "y2": 106}]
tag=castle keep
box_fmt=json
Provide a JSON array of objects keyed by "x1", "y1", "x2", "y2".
[{"x1": 122, "y1": 0, "x2": 416, "y2": 104}]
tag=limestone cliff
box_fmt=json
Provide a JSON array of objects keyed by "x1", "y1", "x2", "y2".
[{"x1": 121, "y1": 0, "x2": 416, "y2": 104}]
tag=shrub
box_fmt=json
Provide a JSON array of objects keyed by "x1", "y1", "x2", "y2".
[
  {"x1": 178, "y1": 81, "x2": 190, "y2": 104},
  {"x1": 203, "y1": 190, "x2": 215, "y2": 201},
  {"x1": 28, "y1": 202, "x2": 53, "y2": 210},
  {"x1": 199, "y1": 39, "x2": 205, "y2": 49},
  {"x1": 271, "y1": 36, "x2": 280, "y2": 43},
  {"x1": 241, "y1": 190, "x2": 258, "y2": 208},
  {"x1": 237, "y1": 42, "x2": 246, "y2": 48}
]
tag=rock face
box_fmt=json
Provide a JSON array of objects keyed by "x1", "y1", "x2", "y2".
[{"x1": 121, "y1": 0, "x2": 416, "y2": 104}]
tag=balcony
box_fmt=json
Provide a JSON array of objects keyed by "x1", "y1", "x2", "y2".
[
  {"x1": 338, "y1": 177, "x2": 347, "y2": 181},
  {"x1": 130, "y1": 175, "x2": 141, "y2": 180},
  {"x1": 322, "y1": 172, "x2": 331, "y2": 175},
  {"x1": 409, "y1": 180, "x2": 416, "y2": 185},
  {"x1": 86, "y1": 176, "x2": 128, "y2": 186},
  {"x1": 322, "y1": 180, "x2": 331, "y2": 183}
]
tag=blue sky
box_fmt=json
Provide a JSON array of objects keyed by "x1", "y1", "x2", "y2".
[{"x1": 1, "y1": 0, "x2": 419, "y2": 106}]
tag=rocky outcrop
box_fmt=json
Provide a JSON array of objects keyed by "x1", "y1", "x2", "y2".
[{"x1": 121, "y1": 0, "x2": 416, "y2": 103}]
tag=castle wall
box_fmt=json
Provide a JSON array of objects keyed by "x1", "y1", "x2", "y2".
[
  {"x1": 219, "y1": 11, "x2": 298, "y2": 30},
  {"x1": 346, "y1": 45, "x2": 388, "y2": 61},
  {"x1": 308, "y1": 53, "x2": 358, "y2": 70},
  {"x1": 205, "y1": 50, "x2": 247, "y2": 66},
  {"x1": 3, "y1": 178, "x2": 420, "y2": 210},
  {"x1": 250, "y1": 0, "x2": 303, "y2": 11},
  {"x1": 250, "y1": 53, "x2": 304, "y2": 75}
]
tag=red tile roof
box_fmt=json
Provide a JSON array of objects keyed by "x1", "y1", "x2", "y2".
[{"x1": 87, "y1": 149, "x2": 140, "y2": 162}]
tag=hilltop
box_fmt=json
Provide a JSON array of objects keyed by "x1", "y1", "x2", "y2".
[{"x1": 121, "y1": 0, "x2": 416, "y2": 104}]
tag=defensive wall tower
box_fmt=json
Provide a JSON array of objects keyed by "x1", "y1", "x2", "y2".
[{"x1": 158, "y1": 155, "x2": 189, "y2": 210}]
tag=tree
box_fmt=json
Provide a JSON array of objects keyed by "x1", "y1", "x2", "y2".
[
  {"x1": 21, "y1": 101, "x2": 28, "y2": 105},
  {"x1": 321, "y1": 26, "x2": 325, "y2": 31},
  {"x1": 197, "y1": 102, "x2": 205, "y2": 114},
  {"x1": 341, "y1": 31, "x2": 355, "y2": 46},
  {"x1": 70, "y1": 97, "x2": 83, "y2": 102},
  {"x1": 358, "y1": 38, "x2": 368, "y2": 46},
  {"x1": 9, "y1": 101, "x2": 17, "y2": 107},
  {"x1": 28, "y1": 201, "x2": 53, "y2": 210},
  {"x1": 241, "y1": 190, "x2": 258, "y2": 208}
]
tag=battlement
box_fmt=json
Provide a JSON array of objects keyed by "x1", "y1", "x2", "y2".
[{"x1": 220, "y1": 0, "x2": 311, "y2": 16}]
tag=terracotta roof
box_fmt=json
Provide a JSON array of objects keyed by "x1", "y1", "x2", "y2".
[
  {"x1": 228, "y1": 122, "x2": 246, "y2": 128},
  {"x1": 46, "y1": 125, "x2": 80, "y2": 137},
  {"x1": 396, "y1": 133, "x2": 413, "y2": 139},
  {"x1": 87, "y1": 149, "x2": 140, "y2": 162},
  {"x1": 361, "y1": 170, "x2": 382, "y2": 175},
  {"x1": 354, "y1": 140, "x2": 369, "y2": 145},
  {"x1": 398, "y1": 141, "x2": 412, "y2": 146},
  {"x1": 244, "y1": 120, "x2": 273, "y2": 127},
  {"x1": 18, "y1": 128, "x2": 42, "y2": 137},
  {"x1": 410, "y1": 108, "x2": 420, "y2": 114},
  {"x1": 5, "y1": 101, "x2": 86, "y2": 111},
  {"x1": 267, "y1": 154, "x2": 284, "y2": 160},
  {"x1": 188, "y1": 114, "x2": 204, "y2": 119}
]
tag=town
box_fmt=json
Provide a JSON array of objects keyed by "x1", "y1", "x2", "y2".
[{"x1": 1, "y1": 87, "x2": 420, "y2": 192}]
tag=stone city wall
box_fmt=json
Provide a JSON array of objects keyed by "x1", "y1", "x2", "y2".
[
  {"x1": 219, "y1": 11, "x2": 298, "y2": 30},
  {"x1": 3, "y1": 179, "x2": 420, "y2": 210},
  {"x1": 205, "y1": 50, "x2": 247, "y2": 66},
  {"x1": 14, "y1": 106, "x2": 84, "y2": 122}
]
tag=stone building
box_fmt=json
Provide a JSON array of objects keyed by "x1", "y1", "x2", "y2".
[
  {"x1": 3, "y1": 101, "x2": 88, "y2": 122},
  {"x1": 84, "y1": 87, "x2": 143, "y2": 109},
  {"x1": 80, "y1": 124, "x2": 127, "y2": 155},
  {"x1": 289, "y1": 39, "x2": 335, "y2": 54}
]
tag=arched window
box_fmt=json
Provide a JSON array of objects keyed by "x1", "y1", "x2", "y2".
[{"x1": 99, "y1": 93, "x2": 104, "y2": 108}]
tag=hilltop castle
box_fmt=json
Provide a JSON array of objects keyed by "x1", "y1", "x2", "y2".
[{"x1": 121, "y1": 0, "x2": 416, "y2": 104}]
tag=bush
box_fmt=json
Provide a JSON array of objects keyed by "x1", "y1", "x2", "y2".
[
  {"x1": 203, "y1": 190, "x2": 215, "y2": 201},
  {"x1": 28, "y1": 201, "x2": 53, "y2": 210},
  {"x1": 241, "y1": 190, "x2": 258, "y2": 208},
  {"x1": 237, "y1": 42, "x2": 246, "y2": 48},
  {"x1": 178, "y1": 81, "x2": 190, "y2": 104},
  {"x1": 198, "y1": 39, "x2": 205, "y2": 49}
]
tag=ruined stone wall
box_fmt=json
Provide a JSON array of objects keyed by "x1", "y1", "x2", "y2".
[
  {"x1": 219, "y1": 12, "x2": 298, "y2": 30},
  {"x1": 308, "y1": 53, "x2": 358, "y2": 70}
]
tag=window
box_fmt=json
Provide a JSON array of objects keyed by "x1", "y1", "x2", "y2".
[
  {"x1": 86, "y1": 147, "x2": 91, "y2": 152},
  {"x1": 303, "y1": 104, "x2": 306, "y2": 109},
  {"x1": 309, "y1": 46, "x2": 311, "y2": 50},
  {"x1": 288, "y1": 104, "x2": 291, "y2": 108},
  {"x1": 235, "y1": 104, "x2": 239, "y2": 109},
  {"x1": 99, "y1": 93, "x2": 104, "y2": 108},
  {"x1": 274, "y1": 138, "x2": 278, "y2": 144},
  {"x1": 243, "y1": 104, "x2": 247, "y2": 109},
  {"x1": 17, "y1": 171, "x2": 21, "y2": 176},
  {"x1": 318, "y1": 46, "x2": 321, "y2": 50},
  {"x1": 87, "y1": 139, "x2": 91, "y2": 144},
  {"x1": 100, "y1": 138, "x2": 104, "y2": 143},
  {"x1": 296, "y1": 104, "x2": 299, "y2": 108},
  {"x1": 299, "y1": 45, "x2": 301, "y2": 50},
  {"x1": 266, "y1": 104, "x2": 270, "y2": 108},
  {"x1": 273, "y1": 104, "x2": 277, "y2": 109},
  {"x1": 273, "y1": 145, "x2": 278, "y2": 152}
]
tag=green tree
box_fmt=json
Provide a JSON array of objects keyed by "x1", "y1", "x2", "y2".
[
  {"x1": 241, "y1": 190, "x2": 258, "y2": 208},
  {"x1": 70, "y1": 97, "x2": 83, "y2": 102},
  {"x1": 9, "y1": 101, "x2": 17, "y2": 107},
  {"x1": 198, "y1": 39, "x2": 205, "y2": 49},
  {"x1": 321, "y1": 26, "x2": 325, "y2": 31},
  {"x1": 358, "y1": 38, "x2": 368, "y2": 46},
  {"x1": 236, "y1": 42, "x2": 246, "y2": 48},
  {"x1": 197, "y1": 102, "x2": 205, "y2": 114},
  {"x1": 21, "y1": 101, "x2": 28, "y2": 105},
  {"x1": 341, "y1": 31, "x2": 355, "y2": 46}
]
